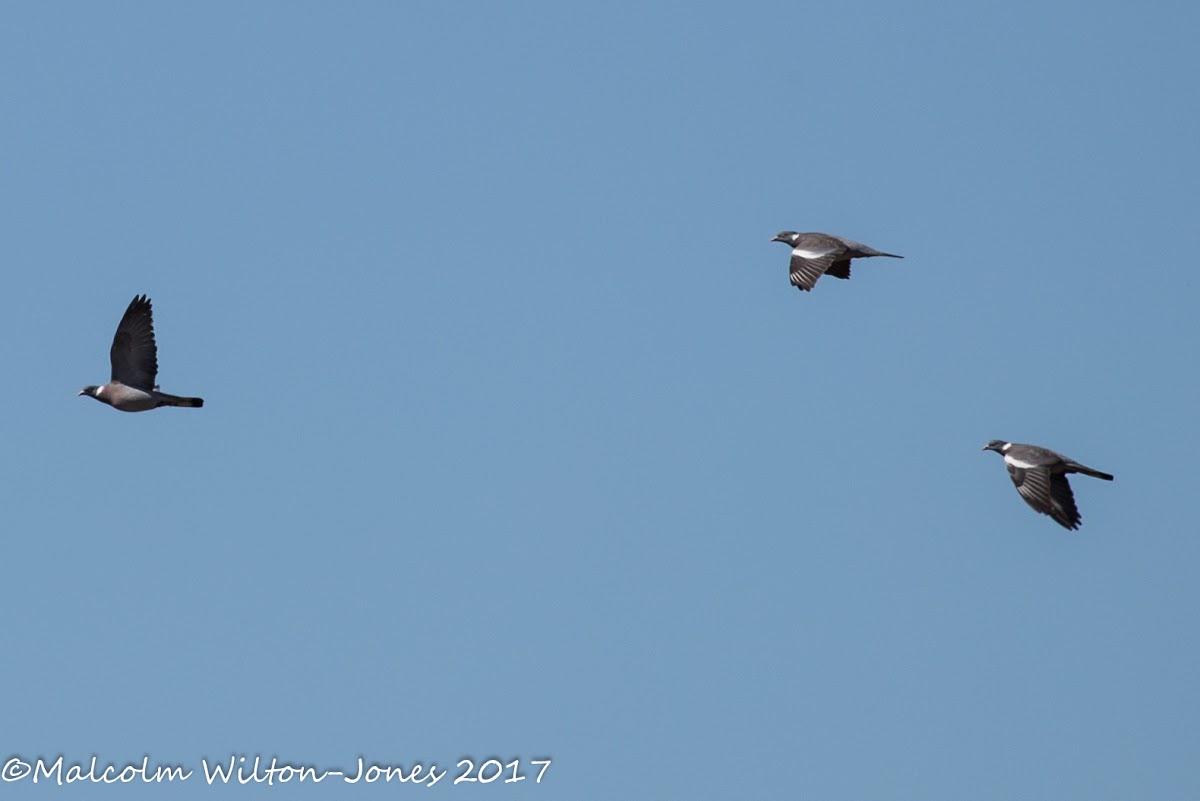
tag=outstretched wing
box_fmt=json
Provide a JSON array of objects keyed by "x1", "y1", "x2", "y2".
[
  {"x1": 110, "y1": 295, "x2": 159, "y2": 390},
  {"x1": 789, "y1": 247, "x2": 840, "y2": 291},
  {"x1": 1007, "y1": 464, "x2": 1082, "y2": 530}
]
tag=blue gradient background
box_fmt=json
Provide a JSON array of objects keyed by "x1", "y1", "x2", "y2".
[{"x1": 2, "y1": 2, "x2": 1197, "y2": 798}]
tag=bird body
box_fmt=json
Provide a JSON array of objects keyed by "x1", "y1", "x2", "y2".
[
  {"x1": 78, "y1": 295, "x2": 204, "y2": 412},
  {"x1": 79, "y1": 382, "x2": 202, "y2": 412},
  {"x1": 770, "y1": 231, "x2": 902, "y2": 292},
  {"x1": 981, "y1": 440, "x2": 1113, "y2": 530}
]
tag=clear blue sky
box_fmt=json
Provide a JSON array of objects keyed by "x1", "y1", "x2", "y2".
[{"x1": 3, "y1": 2, "x2": 1198, "y2": 798}]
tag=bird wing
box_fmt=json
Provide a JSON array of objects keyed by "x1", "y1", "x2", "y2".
[
  {"x1": 825, "y1": 260, "x2": 852, "y2": 280},
  {"x1": 1046, "y1": 473, "x2": 1083, "y2": 529},
  {"x1": 109, "y1": 295, "x2": 159, "y2": 390},
  {"x1": 789, "y1": 248, "x2": 840, "y2": 291},
  {"x1": 1007, "y1": 464, "x2": 1082, "y2": 530}
]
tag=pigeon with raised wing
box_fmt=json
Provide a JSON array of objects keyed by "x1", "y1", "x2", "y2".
[{"x1": 78, "y1": 294, "x2": 204, "y2": 412}]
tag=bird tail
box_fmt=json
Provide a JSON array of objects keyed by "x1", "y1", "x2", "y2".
[
  {"x1": 159, "y1": 394, "x2": 204, "y2": 408},
  {"x1": 857, "y1": 246, "x2": 904, "y2": 259},
  {"x1": 1067, "y1": 461, "x2": 1113, "y2": 481}
]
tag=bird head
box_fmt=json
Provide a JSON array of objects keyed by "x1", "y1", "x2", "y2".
[
  {"x1": 770, "y1": 231, "x2": 799, "y2": 244},
  {"x1": 78, "y1": 385, "x2": 101, "y2": 399},
  {"x1": 981, "y1": 439, "x2": 1008, "y2": 453}
]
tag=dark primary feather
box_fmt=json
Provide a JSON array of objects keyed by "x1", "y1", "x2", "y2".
[
  {"x1": 825, "y1": 260, "x2": 852, "y2": 280},
  {"x1": 1047, "y1": 473, "x2": 1082, "y2": 529},
  {"x1": 110, "y1": 294, "x2": 159, "y2": 390},
  {"x1": 1007, "y1": 464, "x2": 1083, "y2": 530}
]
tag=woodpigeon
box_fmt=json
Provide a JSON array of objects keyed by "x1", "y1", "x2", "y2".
[
  {"x1": 78, "y1": 294, "x2": 204, "y2": 412},
  {"x1": 981, "y1": 440, "x2": 1113, "y2": 530},
  {"x1": 770, "y1": 231, "x2": 902, "y2": 292}
]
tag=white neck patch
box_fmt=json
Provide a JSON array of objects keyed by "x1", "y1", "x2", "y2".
[{"x1": 1001, "y1": 442, "x2": 1012, "y2": 452}]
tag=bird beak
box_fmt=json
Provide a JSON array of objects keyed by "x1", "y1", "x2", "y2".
[
  {"x1": 769, "y1": 236, "x2": 781, "y2": 242},
  {"x1": 980, "y1": 445, "x2": 989, "y2": 451},
  {"x1": 77, "y1": 390, "x2": 86, "y2": 396}
]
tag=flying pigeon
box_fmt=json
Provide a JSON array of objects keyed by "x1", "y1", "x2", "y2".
[
  {"x1": 981, "y1": 440, "x2": 1113, "y2": 530},
  {"x1": 770, "y1": 231, "x2": 902, "y2": 292},
  {"x1": 78, "y1": 294, "x2": 204, "y2": 412}
]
